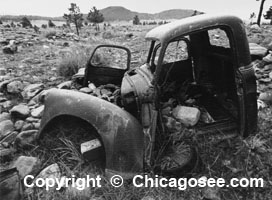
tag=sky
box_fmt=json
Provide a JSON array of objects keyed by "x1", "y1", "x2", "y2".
[{"x1": 0, "y1": 0, "x2": 271, "y2": 20}]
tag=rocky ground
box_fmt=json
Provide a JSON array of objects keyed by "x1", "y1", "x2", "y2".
[{"x1": 0, "y1": 22, "x2": 272, "y2": 200}]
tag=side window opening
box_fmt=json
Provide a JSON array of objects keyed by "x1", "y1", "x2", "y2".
[{"x1": 208, "y1": 28, "x2": 230, "y2": 48}]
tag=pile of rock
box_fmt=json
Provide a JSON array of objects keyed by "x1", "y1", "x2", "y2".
[{"x1": 250, "y1": 43, "x2": 272, "y2": 109}]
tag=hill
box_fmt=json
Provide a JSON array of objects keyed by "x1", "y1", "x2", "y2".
[
  {"x1": 99, "y1": 6, "x2": 202, "y2": 21},
  {"x1": 0, "y1": 6, "x2": 203, "y2": 22}
]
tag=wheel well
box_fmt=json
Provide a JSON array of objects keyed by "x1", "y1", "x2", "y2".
[{"x1": 39, "y1": 115, "x2": 106, "y2": 166}]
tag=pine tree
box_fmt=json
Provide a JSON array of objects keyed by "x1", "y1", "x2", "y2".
[
  {"x1": 87, "y1": 6, "x2": 104, "y2": 31},
  {"x1": 63, "y1": 3, "x2": 83, "y2": 35}
]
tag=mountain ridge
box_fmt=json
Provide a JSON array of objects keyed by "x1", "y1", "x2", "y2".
[{"x1": 0, "y1": 6, "x2": 203, "y2": 22}]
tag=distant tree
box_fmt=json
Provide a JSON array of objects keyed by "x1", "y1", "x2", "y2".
[
  {"x1": 10, "y1": 21, "x2": 16, "y2": 28},
  {"x1": 48, "y1": 20, "x2": 56, "y2": 27},
  {"x1": 21, "y1": 17, "x2": 32, "y2": 28},
  {"x1": 256, "y1": 0, "x2": 266, "y2": 26},
  {"x1": 192, "y1": 10, "x2": 198, "y2": 16},
  {"x1": 87, "y1": 6, "x2": 104, "y2": 31},
  {"x1": 133, "y1": 15, "x2": 140, "y2": 25},
  {"x1": 63, "y1": 3, "x2": 83, "y2": 35},
  {"x1": 33, "y1": 25, "x2": 40, "y2": 33},
  {"x1": 264, "y1": 6, "x2": 272, "y2": 24}
]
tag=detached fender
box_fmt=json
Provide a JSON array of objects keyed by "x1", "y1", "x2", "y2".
[{"x1": 39, "y1": 89, "x2": 144, "y2": 178}]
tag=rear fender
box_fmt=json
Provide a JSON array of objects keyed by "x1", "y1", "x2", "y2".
[{"x1": 39, "y1": 89, "x2": 144, "y2": 178}]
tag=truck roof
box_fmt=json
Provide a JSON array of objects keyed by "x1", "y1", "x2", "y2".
[{"x1": 145, "y1": 14, "x2": 244, "y2": 43}]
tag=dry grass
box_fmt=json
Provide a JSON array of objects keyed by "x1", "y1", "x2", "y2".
[{"x1": 57, "y1": 46, "x2": 93, "y2": 78}]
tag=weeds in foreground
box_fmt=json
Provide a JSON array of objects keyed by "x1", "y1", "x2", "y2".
[{"x1": 23, "y1": 107, "x2": 272, "y2": 200}]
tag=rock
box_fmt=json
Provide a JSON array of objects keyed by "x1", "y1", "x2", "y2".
[
  {"x1": 264, "y1": 64, "x2": 272, "y2": 71},
  {"x1": 10, "y1": 104, "x2": 30, "y2": 119},
  {"x1": 268, "y1": 41, "x2": 272, "y2": 51},
  {"x1": 0, "y1": 112, "x2": 11, "y2": 123},
  {"x1": 88, "y1": 83, "x2": 96, "y2": 91},
  {"x1": 36, "y1": 163, "x2": 61, "y2": 180},
  {"x1": 2, "y1": 44, "x2": 17, "y2": 54},
  {"x1": 172, "y1": 106, "x2": 200, "y2": 126},
  {"x1": 7, "y1": 81, "x2": 23, "y2": 94},
  {"x1": 14, "y1": 120, "x2": 25, "y2": 131},
  {"x1": 26, "y1": 117, "x2": 39, "y2": 123},
  {"x1": 57, "y1": 81, "x2": 72, "y2": 89},
  {"x1": 12, "y1": 156, "x2": 40, "y2": 178},
  {"x1": 31, "y1": 105, "x2": 44, "y2": 118},
  {"x1": 72, "y1": 68, "x2": 85, "y2": 79},
  {"x1": 263, "y1": 52, "x2": 272, "y2": 63},
  {"x1": 0, "y1": 146, "x2": 15, "y2": 159},
  {"x1": 249, "y1": 43, "x2": 268, "y2": 57},
  {"x1": 0, "y1": 131, "x2": 19, "y2": 144},
  {"x1": 101, "y1": 88, "x2": 112, "y2": 96},
  {"x1": 0, "y1": 168, "x2": 22, "y2": 200},
  {"x1": 203, "y1": 186, "x2": 221, "y2": 200},
  {"x1": 250, "y1": 24, "x2": 262, "y2": 33},
  {"x1": 33, "y1": 122, "x2": 40, "y2": 129},
  {"x1": 257, "y1": 99, "x2": 267, "y2": 110},
  {"x1": 0, "y1": 120, "x2": 14, "y2": 140},
  {"x1": 21, "y1": 83, "x2": 44, "y2": 100},
  {"x1": 21, "y1": 123, "x2": 34, "y2": 131},
  {"x1": 259, "y1": 92, "x2": 272, "y2": 104},
  {"x1": 0, "y1": 80, "x2": 12, "y2": 92},
  {"x1": 79, "y1": 87, "x2": 93, "y2": 94},
  {"x1": 14, "y1": 130, "x2": 38, "y2": 148},
  {"x1": 2, "y1": 100, "x2": 14, "y2": 110}
]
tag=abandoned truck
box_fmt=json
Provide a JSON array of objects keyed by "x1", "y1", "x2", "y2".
[{"x1": 38, "y1": 14, "x2": 257, "y2": 178}]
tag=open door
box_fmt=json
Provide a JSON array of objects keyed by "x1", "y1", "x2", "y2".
[{"x1": 84, "y1": 45, "x2": 131, "y2": 86}]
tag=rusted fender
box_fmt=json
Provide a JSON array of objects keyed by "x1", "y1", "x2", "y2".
[{"x1": 39, "y1": 89, "x2": 144, "y2": 178}]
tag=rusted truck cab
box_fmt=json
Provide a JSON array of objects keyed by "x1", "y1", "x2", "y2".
[{"x1": 39, "y1": 14, "x2": 257, "y2": 178}]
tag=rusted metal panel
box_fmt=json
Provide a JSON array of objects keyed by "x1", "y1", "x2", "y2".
[
  {"x1": 39, "y1": 89, "x2": 144, "y2": 178},
  {"x1": 146, "y1": 14, "x2": 251, "y2": 67}
]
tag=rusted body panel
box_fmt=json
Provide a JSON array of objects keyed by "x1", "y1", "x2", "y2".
[
  {"x1": 38, "y1": 89, "x2": 144, "y2": 178},
  {"x1": 146, "y1": 14, "x2": 251, "y2": 67}
]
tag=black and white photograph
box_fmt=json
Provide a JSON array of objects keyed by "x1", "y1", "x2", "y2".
[{"x1": 0, "y1": 0, "x2": 271, "y2": 199}]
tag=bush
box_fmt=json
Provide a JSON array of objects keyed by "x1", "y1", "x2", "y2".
[
  {"x1": 48, "y1": 20, "x2": 55, "y2": 27},
  {"x1": 21, "y1": 17, "x2": 32, "y2": 28},
  {"x1": 44, "y1": 30, "x2": 57, "y2": 39},
  {"x1": 41, "y1": 24, "x2": 47, "y2": 29},
  {"x1": 58, "y1": 47, "x2": 93, "y2": 78}
]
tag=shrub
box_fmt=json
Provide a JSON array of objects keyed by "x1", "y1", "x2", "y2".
[
  {"x1": 41, "y1": 24, "x2": 47, "y2": 29},
  {"x1": 21, "y1": 17, "x2": 32, "y2": 28},
  {"x1": 48, "y1": 20, "x2": 55, "y2": 27},
  {"x1": 58, "y1": 47, "x2": 93, "y2": 78},
  {"x1": 44, "y1": 30, "x2": 57, "y2": 39}
]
